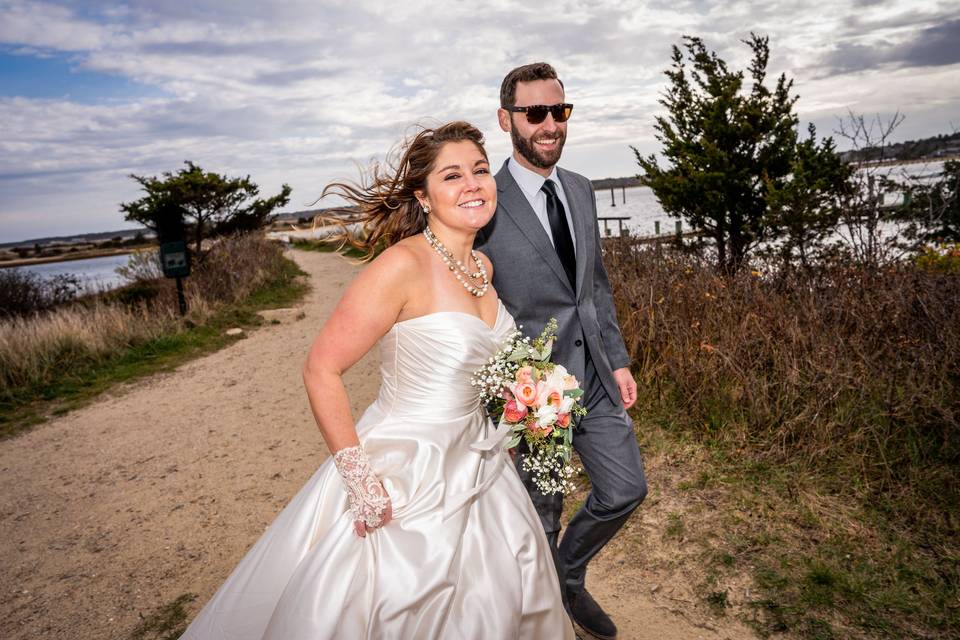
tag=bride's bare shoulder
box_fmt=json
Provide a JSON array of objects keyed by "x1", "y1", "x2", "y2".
[{"x1": 358, "y1": 237, "x2": 426, "y2": 288}]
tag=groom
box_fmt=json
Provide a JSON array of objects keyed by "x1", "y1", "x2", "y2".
[{"x1": 475, "y1": 62, "x2": 648, "y2": 639}]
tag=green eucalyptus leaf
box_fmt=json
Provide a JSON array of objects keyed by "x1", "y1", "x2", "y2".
[{"x1": 540, "y1": 339, "x2": 554, "y2": 360}]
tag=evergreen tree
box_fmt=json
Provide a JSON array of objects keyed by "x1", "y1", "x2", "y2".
[
  {"x1": 635, "y1": 35, "x2": 802, "y2": 273},
  {"x1": 764, "y1": 124, "x2": 853, "y2": 268},
  {"x1": 120, "y1": 161, "x2": 291, "y2": 256}
]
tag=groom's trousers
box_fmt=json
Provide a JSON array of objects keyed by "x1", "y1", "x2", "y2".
[{"x1": 515, "y1": 351, "x2": 647, "y2": 595}]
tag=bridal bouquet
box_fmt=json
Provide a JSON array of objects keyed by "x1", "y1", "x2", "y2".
[{"x1": 472, "y1": 319, "x2": 586, "y2": 495}]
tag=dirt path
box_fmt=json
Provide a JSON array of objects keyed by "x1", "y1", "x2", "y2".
[{"x1": 0, "y1": 250, "x2": 754, "y2": 640}]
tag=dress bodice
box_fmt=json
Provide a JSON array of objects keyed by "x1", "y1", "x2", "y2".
[{"x1": 374, "y1": 301, "x2": 515, "y2": 418}]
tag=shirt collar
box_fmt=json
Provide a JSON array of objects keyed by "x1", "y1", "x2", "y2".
[{"x1": 507, "y1": 156, "x2": 560, "y2": 200}]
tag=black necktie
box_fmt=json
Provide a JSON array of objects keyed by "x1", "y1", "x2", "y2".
[{"x1": 541, "y1": 179, "x2": 576, "y2": 288}]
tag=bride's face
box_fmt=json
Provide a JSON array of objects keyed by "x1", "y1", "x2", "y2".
[{"x1": 420, "y1": 140, "x2": 496, "y2": 231}]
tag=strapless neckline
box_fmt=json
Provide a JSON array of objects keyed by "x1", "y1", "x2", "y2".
[{"x1": 394, "y1": 299, "x2": 505, "y2": 333}]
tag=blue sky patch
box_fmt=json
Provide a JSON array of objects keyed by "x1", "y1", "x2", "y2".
[{"x1": 0, "y1": 49, "x2": 160, "y2": 103}]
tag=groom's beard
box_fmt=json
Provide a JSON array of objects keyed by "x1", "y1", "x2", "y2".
[{"x1": 511, "y1": 126, "x2": 565, "y2": 170}]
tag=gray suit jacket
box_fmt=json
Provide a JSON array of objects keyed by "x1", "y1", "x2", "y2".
[{"x1": 475, "y1": 160, "x2": 630, "y2": 404}]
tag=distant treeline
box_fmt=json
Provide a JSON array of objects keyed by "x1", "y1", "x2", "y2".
[
  {"x1": 0, "y1": 228, "x2": 152, "y2": 251},
  {"x1": 840, "y1": 130, "x2": 960, "y2": 163}
]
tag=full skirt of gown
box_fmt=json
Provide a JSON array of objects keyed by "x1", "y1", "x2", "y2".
[{"x1": 180, "y1": 302, "x2": 575, "y2": 639}]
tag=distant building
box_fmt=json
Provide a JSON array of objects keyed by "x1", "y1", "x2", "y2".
[{"x1": 932, "y1": 146, "x2": 960, "y2": 158}]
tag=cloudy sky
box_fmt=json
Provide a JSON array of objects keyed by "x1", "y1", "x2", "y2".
[{"x1": 1, "y1": 0, "x2": 958, "y2": 243}]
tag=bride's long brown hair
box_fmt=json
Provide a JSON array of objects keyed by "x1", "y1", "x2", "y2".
[{"x1": 320, "y1": 121, "x2": 488, "y2": 261}]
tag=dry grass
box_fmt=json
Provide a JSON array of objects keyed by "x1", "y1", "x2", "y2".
[
  {"x1": 605, "y1": 240, "x2": 959, "y2": 491},
  {"x1": 0, "y1": 300, "x2": 178, "y2": 395},
  {"x1": 116, "y1": 232, "x2": 295, "y2": 321},
  {"x1": 0, "y1": 233, "x2": 305, "y2": 434},
  {"x1": 601, "y1": 238, "x2": 960, "y2": 639}
]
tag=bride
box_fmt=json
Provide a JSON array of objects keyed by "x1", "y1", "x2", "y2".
[{"x1": 180, "y1": 121, "x2": 575, "y2": 639}]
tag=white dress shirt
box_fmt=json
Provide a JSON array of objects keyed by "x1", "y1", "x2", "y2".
[{"x1": 507, "y1": 157, "x2": 577, "y2": 256}]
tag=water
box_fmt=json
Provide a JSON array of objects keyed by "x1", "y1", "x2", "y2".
[
  {"x1": 593, "y1": 186, "x2": 672, "y2": 237},
  {"x1": 592, "y1": 160, "x2": 950, "y2": 238},
  {"x1": 9, "y1": 253, "x2": 135, "y2": 292}
]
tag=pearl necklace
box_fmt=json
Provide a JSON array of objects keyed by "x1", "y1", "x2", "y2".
[{"x1": 423, "y1": 226, "x2": 489, "y2": 297}]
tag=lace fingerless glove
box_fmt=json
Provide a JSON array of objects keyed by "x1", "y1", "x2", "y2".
[{"x1": 333, "y1": 444, "x2": 391, "y2": 528}]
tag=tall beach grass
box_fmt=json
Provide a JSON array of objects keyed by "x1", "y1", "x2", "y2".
[
  {"x1": 0, "y1": 233, "x2": 306, "y2": 435},
  {"x1": 604, "y1": 238, "x2": 959, "y2": 638}
]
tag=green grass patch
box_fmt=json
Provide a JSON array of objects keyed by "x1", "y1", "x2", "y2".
[
  {"x1": 637, "y1": 410, "x2": 960, "y2": 639},
  {"x1": 664, "y1": 512, "x2": 685, "y2": 539},
  {"x1": 706, "y1": 589, "x2": 729, "y2": 613},
  {"x1": 129, "y1": 592, "x2": 197, "y2": 640},
  {"x1": 0, "y1": 257, "x2": 308, "y2": 438}
]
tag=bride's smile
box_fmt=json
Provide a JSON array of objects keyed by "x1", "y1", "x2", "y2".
[{"x1": 418, "y1": 139, "x2": 497, "y2": 232}]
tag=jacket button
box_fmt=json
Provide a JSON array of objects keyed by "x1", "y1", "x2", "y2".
[{"x1": 575, "y1": 339, "x2": 583, "y2": 347}]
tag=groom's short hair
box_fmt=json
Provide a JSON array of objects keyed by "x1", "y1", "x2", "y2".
[{"x1": 500, "y1": 62, "x2": 565, "y2": 108}]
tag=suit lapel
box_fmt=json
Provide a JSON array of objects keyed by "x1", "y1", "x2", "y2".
[
  {"x1": 557, "y1": 167, "x2": 591, "y2": 300},
  {"x1": 496, "y1": 162, "x2": 575, "y2": 295}
]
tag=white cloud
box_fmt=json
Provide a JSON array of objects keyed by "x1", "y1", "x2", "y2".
[
  {"x1": 0, "y1": 0, "x2": 110, "y2": 50},
  {"x1": 0, "y1": 0, "x2": 958, "y2": 242}
]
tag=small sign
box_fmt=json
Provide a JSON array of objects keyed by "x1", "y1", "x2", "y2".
[{"x1": 160, "y1": 241, "x2": 191, "y2": 278}]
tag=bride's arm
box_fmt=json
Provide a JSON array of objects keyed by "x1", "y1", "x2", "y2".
[
  {"x1": 303, "y1": 245, "x2": 416, "y2": 447},
  {"x1": 302, "y1": 244, "x2": 418, "y2": 534}
]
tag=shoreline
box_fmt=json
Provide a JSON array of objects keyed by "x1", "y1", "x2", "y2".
[{"x1": 0, "y1": 245, "x2": 151, "y2": 269}]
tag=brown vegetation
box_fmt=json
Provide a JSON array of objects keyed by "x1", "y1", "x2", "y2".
[
  {"x1": 604, "y1": 238, "x2": 959, "y2": 638},
  {"x1": 0, "y1": 233, "x2": 302, "y2": 436}
]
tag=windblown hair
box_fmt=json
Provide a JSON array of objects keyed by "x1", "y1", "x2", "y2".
[
  {"x1": 499, "y1": 62, "x2": 564, "y2": 108},
  {"x1": 320, "y1": 121, "x2": 487, "y2": 261}
]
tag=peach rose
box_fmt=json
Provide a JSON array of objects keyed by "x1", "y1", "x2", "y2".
[
  {"x1": 504, "y1": 400, "x2": 528, "y2": 423},
  {"x1": 536, "y1": 383, "x2": 563, "y2": 408},
  {"x1": 512, "y1": 381, "x2": 539, "y2": 407},
  {"x1": 556, "y1": 412, "x2": 572, "y2": 428}
]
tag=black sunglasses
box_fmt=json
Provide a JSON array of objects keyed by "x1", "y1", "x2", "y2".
[{"x1": 503, "y1": 103, "x2": 574, "y2": 125}]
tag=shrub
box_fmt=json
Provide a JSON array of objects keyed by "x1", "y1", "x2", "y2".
[
  {"x1": 115, "y1": 248, "x2": 164, "y2": 283},
  {"x1": 915, "y1": 243, "x2": 960, "y2": 274},
  {"x1": 604, "y1": 238, "x2": 960, "y2": 508},
  {"x1": 0, "y1": 269, "x2": 81, "y2": 318}
]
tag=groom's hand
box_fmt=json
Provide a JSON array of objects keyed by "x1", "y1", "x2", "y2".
[{"x1": 612, "y1": 367, "x2": 637, "y2": 409}]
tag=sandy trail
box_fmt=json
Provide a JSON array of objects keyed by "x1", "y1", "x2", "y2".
[{"x1": 0, "y1": 250, "x2": 751, "y2": 640}]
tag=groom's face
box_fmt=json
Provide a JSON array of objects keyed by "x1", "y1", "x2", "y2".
[{"x1": 499, "y1": 79, "x2": 567, "y2": 174}]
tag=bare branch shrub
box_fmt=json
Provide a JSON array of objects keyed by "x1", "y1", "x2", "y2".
[{"x1": 605, "y1": 238, "x2": 959, "y2": 519}]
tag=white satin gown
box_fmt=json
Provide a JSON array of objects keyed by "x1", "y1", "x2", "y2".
[{"x1": 181, "y1": 301, "x2": 575, "y2": 639}]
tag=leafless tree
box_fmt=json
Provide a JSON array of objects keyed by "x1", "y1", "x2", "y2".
[{"x1": 833, "y1": 110, "x2": 908, "y2": 266}]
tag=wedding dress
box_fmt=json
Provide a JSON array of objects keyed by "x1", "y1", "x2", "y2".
[{"x1": 180, "y1": 301, "x2": 574, "y2": 639}]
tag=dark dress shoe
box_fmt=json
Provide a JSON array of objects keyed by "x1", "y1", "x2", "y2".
[{"x1": 568, "y1": 589, "x2": 617, "y2": 639}]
